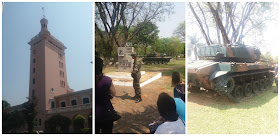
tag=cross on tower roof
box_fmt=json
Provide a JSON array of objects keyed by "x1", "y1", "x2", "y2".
[{"x1": 42, "y1": 7, "x2": 45, "y2": 18}]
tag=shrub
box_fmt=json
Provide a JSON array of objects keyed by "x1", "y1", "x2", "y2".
[
  {"x1": 23, "y1": 130, "x2": 38, "y2": 134},
  {"x1": 45, "y1": 114, "x2": 71, "y2": 133},
  {"x1": 81, "y1": 128, "x2": 92, "y2": 134},
  {"x1": 73, "y1": 115, "x2": 86, "y2": 133}
]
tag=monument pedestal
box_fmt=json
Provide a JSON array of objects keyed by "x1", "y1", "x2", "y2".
[{"x1": 105, "y1": 71, "x2": 162, "y2": 87}]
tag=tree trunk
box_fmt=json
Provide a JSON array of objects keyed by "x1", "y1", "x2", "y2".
[
  {"x1": 189, "y1": 3, "x2": 211, "y2": 45},
  {"x1": 208, "y1": 2, "x2": 230, "y2": 45},
  {"x1": 144, "y1": 43, "x2": 148, "y2": 55},
  {"x1": 197, "y1": 3, "x2": 212, "y2": 44}
]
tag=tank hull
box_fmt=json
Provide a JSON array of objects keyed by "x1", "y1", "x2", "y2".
[{"x1": 142, "y1": 57, "x2": 172, "y2": 64}]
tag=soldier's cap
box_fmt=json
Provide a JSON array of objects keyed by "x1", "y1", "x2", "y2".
[{"x1": 131, "y1": 54, "x2": 137, "y2": 57}]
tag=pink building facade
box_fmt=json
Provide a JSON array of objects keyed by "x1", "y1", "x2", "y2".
[{"x1": 26, "y1": 17, "x2": 92, "y2": 132}]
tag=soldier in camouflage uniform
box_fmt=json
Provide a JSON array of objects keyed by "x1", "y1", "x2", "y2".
[{"x1": 131, "y1": 54, "x2": 142, "y2": 103}]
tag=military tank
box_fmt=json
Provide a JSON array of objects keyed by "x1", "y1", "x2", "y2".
[
  {"x1": 188, "y1": 43, "x2": 275, "y2": 102},
  {"x1": 142, "y1": 53, "x2": 172, "y2": 64}
]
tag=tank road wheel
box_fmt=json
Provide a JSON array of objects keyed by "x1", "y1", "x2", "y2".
[
  {"x1": 231, "y1": 85, "x2": 244, "y2": 102},
  {"x1": 266, "y1": 78, "x2": 272, "y2": 89},
  {"x1": 264, "y1": 78, "x2": 270, "y2": 89},
  {"x1": 226, "y1": 77, "x2": 235, "y2": 93},
  {"x1": 243, "y1": 83, "x2": 253, "y2": 97},
  {"x1": 259, "y1": 79, "x2": 265, "y2": 92},
  {"x1": 252, "y1": 81, "x2": 260, "y2": 94}
]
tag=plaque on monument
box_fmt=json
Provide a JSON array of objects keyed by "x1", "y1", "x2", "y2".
[{"x1": 118, "y1": 47, "x2": 134, "y2": 72}]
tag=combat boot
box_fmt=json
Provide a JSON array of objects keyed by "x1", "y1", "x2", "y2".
[{"x1": 135, "y1": 97, "x2": 142, "y2": 103}]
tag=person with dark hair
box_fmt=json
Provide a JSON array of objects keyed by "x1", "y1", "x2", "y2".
[
  {"x1": 95, "y1": 56, "x2": 120, "y2": 134},
  {"x1": 153, "y1": 93, "x2": 185, "y2": 134},
  {"x1": 172, "y1": 72, "x2": 185, "y2": 102}
]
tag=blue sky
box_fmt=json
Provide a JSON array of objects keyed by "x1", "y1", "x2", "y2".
[
  {"x1": 157, "y1": 2, "x2": 185, "y2": 38},
  {"x1": 2, "y1": 2, "x2": 93, "y2": 106}
]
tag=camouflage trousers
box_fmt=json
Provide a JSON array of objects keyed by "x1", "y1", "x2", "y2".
[{"x1": 132, "y1": 73, "x2": 141, "y2": 98}]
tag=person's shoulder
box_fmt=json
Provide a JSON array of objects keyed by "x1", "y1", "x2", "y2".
[
  {"x1": 175, "y1": 83, "x2": 185, "y2": 88},
  {"x1": 154, "y1": 122, "x2": 172, "y2": 134},
  {"x1": 155, "y1": 120, "x2": 185, "y2": 134},
  {"x1": 101, "y1": 76, "x2": 112, "y2": 82}
]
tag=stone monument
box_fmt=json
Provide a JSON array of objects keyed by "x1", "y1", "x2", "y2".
[{"x1": 118, "y1": 47, "x2": 134, "y2": 72}]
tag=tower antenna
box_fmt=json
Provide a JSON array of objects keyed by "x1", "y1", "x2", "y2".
[{"x1": 42, "y1": 7, "x2": 45, "y2": 18}]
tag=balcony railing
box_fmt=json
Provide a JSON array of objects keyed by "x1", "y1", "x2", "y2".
[{"x1": 47, "y1": 103, "x2": 91, "y2": 114}]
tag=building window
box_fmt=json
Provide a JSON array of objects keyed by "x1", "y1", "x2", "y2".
[
  {"x1": 34, "y1": 119, "x2": 38, "y2": 126},
  {"x1": 33, "y1": 50, "x2": 36, "y2": 55},
  {"x1": 39, "y1": 119, "x2": 41, "y2": 126},
  {"x1": 60, "y1": 101, "x2": 66, "y2": 107},
  {"x1": 71, "y1": 100, "x2": 77, "y2": 106},
  {"x1": 32, "y1": 89, "x2": 35, "y2": 96},
  {"x1": 83, "y1": 97, "x2": 90, "y2": 104},
  {"x1": 33, "y1": 58, "x2": 36, "y2": 63},
  {"x1": 60, "y1": 80, "x2": 65, "y2": 87},
  {"x1": 60, "y1": 70, "x2": 64, "y2": 77},
  {"x1": 59, "y1": 61, "x2": 63, "y2": 68},
  {"x1": 51, "y1": 101, "x2": 55, "y2": 109},
  {"x1": 33, "y1": 68, "x2": 35, "y2": 73},
  {"x1": 58, "y1": 53, "x2": 63, "y2": 59},
  {"x1": 33, "y1": 78, "x2": 35, "y2": 84}
]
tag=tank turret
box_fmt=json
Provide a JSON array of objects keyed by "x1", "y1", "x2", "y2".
[{"x1": 197, "y1": 43, "x2": 261, "y2": 63}]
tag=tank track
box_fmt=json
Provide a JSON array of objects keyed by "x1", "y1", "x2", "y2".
[{"x1": 212, "y1": 70, "x2": 274, "y2": 103}]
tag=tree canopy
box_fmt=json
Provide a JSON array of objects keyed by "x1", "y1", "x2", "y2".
[
  {"x1": 95, "y1": 2, "x2": 174, "y2": 65},
  {"x1": 173, "y1": 21, "x2": 185, "y2": 43},
  {"x1": 188, "y1": 2, "x2": 277, "y2": 46}
]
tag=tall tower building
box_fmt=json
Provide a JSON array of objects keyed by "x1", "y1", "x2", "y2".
[{"x1": 28, "y1": 17, "x2": 70, "y2": 129}]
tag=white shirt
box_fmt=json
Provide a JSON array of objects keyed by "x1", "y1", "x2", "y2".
[{"x1": 154, "y1": 118, "x2": 185, "y2": 134}]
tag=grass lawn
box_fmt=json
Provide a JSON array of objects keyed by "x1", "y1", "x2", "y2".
[{"x1": 188, "y1": 84, "x2": 278, "y2": 134}]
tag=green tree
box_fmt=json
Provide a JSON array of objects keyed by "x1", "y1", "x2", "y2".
[
  {"x1": 261, "y1": 51, "x2": 275, "y2": 63},
  {"x1": 45, "y1": 114, "x2": 71, "y2": 133},
  {"x1": 22, "y1": 96, "x2": 38, "y2": 134},
  {"x1": 132, "y1": 21, "x2": 159, "y2": 55},
  {"x1": 173, "y1": 21, "x2": 185, "y2": 43},
  {"x1": 156, "y1": 38, "x2": 169, "y2": 54},
  {"x1": 7, "y1": 111, "x2": 25, "y2": 133},
  {"x1": 3, "y1": 100, "x2": 25, "y2": 133},
  {"x1": 2, "y1": 100, "x2": 10, "y2": 109},
  {"x1": 95, "y1": 2, "x2": 174, "y2": 65},
  {"x1": 165, "y1": 37, "x2": 184, "y2": 57},
  {"x1": 73, "y1": 115, "x2": 86, "y2": 133},
  {"x1": 3, "y1": 100, "x2": 11, "y2": 133}
]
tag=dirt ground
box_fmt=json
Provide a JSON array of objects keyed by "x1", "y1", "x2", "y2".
[{"x1": 111, "y1": 76, "x2": 173, "y2": 134}]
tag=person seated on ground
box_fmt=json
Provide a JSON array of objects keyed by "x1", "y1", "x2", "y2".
[
  {"x1": 172, "y1": 72, "x2": 185, "y2": 102},
  {"x1": 152, "y1": 93, "x2": 185, "y2": 134},
  {"x1": 95, "y1": 56, "x2": 121, "y2": 134}
]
